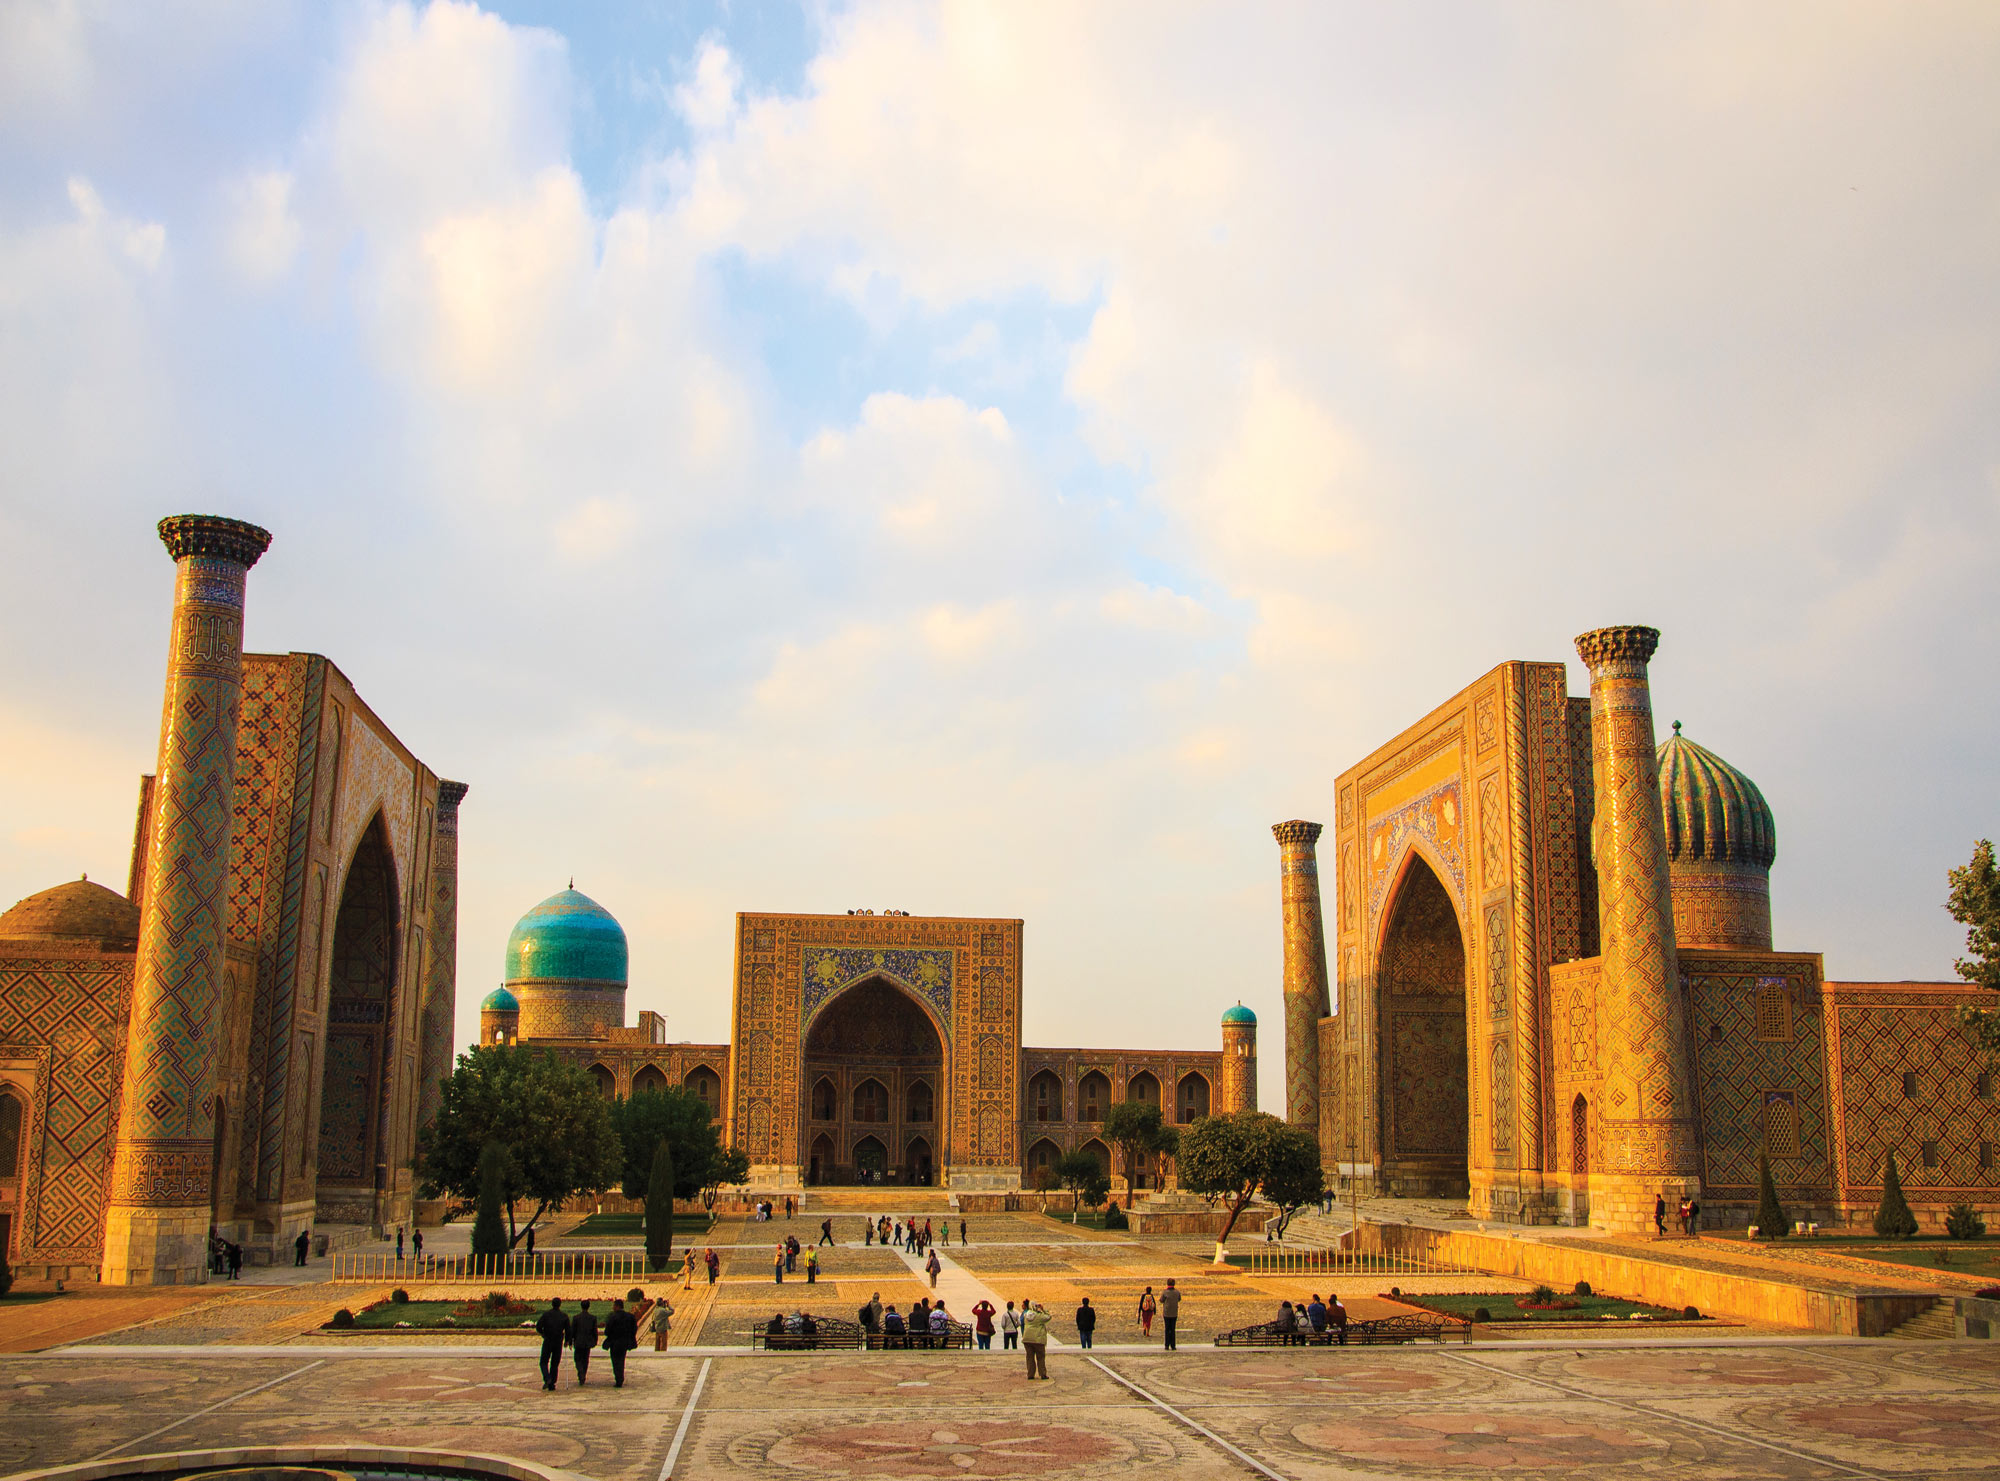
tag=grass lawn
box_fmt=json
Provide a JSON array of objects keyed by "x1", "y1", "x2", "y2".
[
  {"x1": 1708, "y1": 1230, "x2": 2000, "y2": 1278},
  {"x1": 1396, "y1": 1291, "x2": 1704, "y2": 1323},
  {"x1": 331, "y1": 1296, "x2": 658, "y2": 1330},
  {"x1": 565, "y1": 1212, "x2": 716, "y2": 1237},
  {"x1": 1042, "y1": 1208, "x2": 1127, "y2": 1231},
  {"x1": 0, "y1": 1292, "x2": 63, "y2": 1306}
]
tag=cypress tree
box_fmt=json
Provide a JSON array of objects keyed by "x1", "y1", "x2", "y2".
[
  {"x1": 471, "y1": 1141, "x2": 510, "y2": 1259},
  {"x1": 646, "y1": 1137, "x2": 676, "y2": 1272},
  {"x1": 1874, "y1": 1150, "x2": 1919, "y2": 1237},
  {"x1": 1754, "y1": 1151, "x2": 1788, "y2": 1238}
]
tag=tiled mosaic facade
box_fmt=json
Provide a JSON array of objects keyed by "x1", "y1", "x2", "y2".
[
  {"x1": 1273, "y1": 822, "x2": 1330, "y2": 1132},
  {"x1": 1019, "y1": 1047, "x2": 1231, "y2": 1190},
  {"x1": 1310, "y1": 629, "x2": 2000, "y2": 1231}
]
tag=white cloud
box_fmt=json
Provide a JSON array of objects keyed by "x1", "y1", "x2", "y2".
[{"x1": 224, "y1": 169, "x2": 302, "y2": 283}]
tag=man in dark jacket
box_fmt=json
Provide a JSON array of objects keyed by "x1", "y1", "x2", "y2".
[
  {"x1": 1074, "y1": 1296, "x2": 1097, "y2": 1349},
  {"x1": 602, "y1": 1298, "x2": 639, "y2": 1388},
  {"x1": 293, "y1": 1229, "x2": 310, "y2": 1267},
  {"x1": 569, "y1": 1299, "x2": 599, "y2": 1384},
  {"x1": 535, "y1": 1298, "x2": 567, "y2": 1390}
]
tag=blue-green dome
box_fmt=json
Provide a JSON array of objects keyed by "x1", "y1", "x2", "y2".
[
  {"x1": 481, "y1": 987, "x2": 519, "y2": 1012},
  {"x1": 504, "y1": 889, "x2": 628, "y2": 984},
  {"x1": 1657, "y1": 725, "x2": 1776, "y2": 868},
  {"x1": 1221, "y1": 1003, "x2": 1257, "y2": 1026}
]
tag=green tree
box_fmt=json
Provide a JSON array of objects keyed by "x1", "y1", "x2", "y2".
[
  {"x1": 702, "y1": 1146, "x2": 751, "y2": 1210},
  {"x1": 1103, "y1": 1100, "x2": 1181, "y2": 1208},
  {"x1": 470, "y1": 1141, "x2": 510, "y2": 1257},
  {"x1": 645, "y1": 1137, "x2": 676, "y2": 1271},
  {"x1": 1177, "y1": 1110, "x2": 1326, "y2": 1249},
  {"x1": 1949, "y1": 841, "x2": 2000, "y2": 1057},
  {"x1": 1874, "y1": 1150, "x2": 1920, "y2": 1238},
  {"x1": 610, "y1": 1087, "x2": 724, "y2": 1202},
  {"x1": 1753, "y1": 1150, "x2": 1788, "y2": 1239},
  {"x1": 1055, "y1": 1149, "x2": 1111, "y2": 1222},
  {"x1": 415, "y1": 1044, "x2": 620, "y2": 1246}
]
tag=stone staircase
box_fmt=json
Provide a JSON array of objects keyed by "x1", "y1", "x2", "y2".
[{"x1": 1884, "y1": 1298, "x2": 1957, "y2": 1340}]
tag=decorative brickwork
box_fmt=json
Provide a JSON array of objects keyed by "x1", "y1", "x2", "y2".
[{"x1": 1271, "y1": 821, "x2": 1329, "y2": 1131}]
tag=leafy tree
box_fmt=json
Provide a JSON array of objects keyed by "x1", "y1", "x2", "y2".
[
  {"x1": 1055, "y1": 1149, "x2": 1110, "y2": 1223},
  {"x1": 1945, "y1": 1201, "x2": 1987, "y2": 1239},
  {"x1": 1103, "y1": 1101, "x2": 1180, "y2": 1208},
  {"x1": 1753, "y1": 1150, "x2": 1788, "y2": 1239},
  {"x1": 702, "y1": 1146, "x2": 751, "y2": 1210},
  {"x1": 1873, "y1": 1150, "x2": 1919, "y2": 1238},
  {"x1": 645, "y1": 1138, "x2": 676, "y2": 1271},
  {"x1": 415, "y1": 1044, "x2": 620, "y2": 1246},
  {"x1": 470, "y1": 1140, "x2": 510, "y2": 1257},
  {"x1": 1950, "y1": 841, "x2": 2000, "y2": 1056},
  {"x1": 1177, "y1": 1110, "x2": 1325, "y2": 1249},
  {"x1": 1028, "y1": 1161, "x2": 1059, "y2": 1208},
  {"x1": 610, "y1": 1087, "x2": 725, "y2": 1202}
]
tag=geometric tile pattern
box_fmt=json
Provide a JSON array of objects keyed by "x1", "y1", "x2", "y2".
[
  {"x1": 1272, "y1": 820, "x2": 1329, "y2": 1132},
  {"x1": 1685, "y1": 951, "x2": 1834, "y2": 1198}
]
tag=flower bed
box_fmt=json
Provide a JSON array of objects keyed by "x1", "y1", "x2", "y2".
[
  {"x1": 1390, "y1": 1290, "x2": 1704, "y2": 1324},
  {"x1": 324, "y1": 1291, "x2": 657, "y2": 1331}
]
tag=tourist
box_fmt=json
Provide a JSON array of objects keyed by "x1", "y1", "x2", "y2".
[
  {"x1": 804, "y1": 1246, "x2": 819, "y2": 1283},
  {"x1": 535, "y1": 1298, "x2": 568, "y2": 1390},
  {"x1": 396, "y1": 1226, "x2": 404, "y2": 1262},
  {"x1": 800, "y1": 1311, "x2": 819, "y2": 1345},
  {"x1": 604, "y1": 1298, "x2": 637, "y2": 1387},
  {"x1": 1137, "y1": 1286, "x2": 1157, "y2": 1338},
  {"x1": 820, "y1": 1216, "x2": 835, "y2": 1247},
  {"x1": 1160, "y1": 1279, "x2": 1180, "y2": 1350},
  {"x1": 864, "y1": 1221, "x2": 874, "y2": 1247},
  {"x1": 767, "y1": 1312, "x2": 785, "y2": 1338},
  {"x1": 926, "y1": 1248, "x2": 942, "y2": 1288},
  {"x1": 941, "y1": 1220, "x2": 950, "y2": 1246},
  {"x1": 704, "y1": 1247, "x2": 719, "y2": 1284},
  {"x1": 1327, "y1": 1292, "x2": 1348, "y2": 1343},
  {"x1": 1001, "y1": 1300, "x2": 1022, "y2": 1350},
  {"x1": 226, "y1": 1241, "x2": 242, "y2": 1280},
  {"x1": 960, "y1": 1219, "x2": 968, "y2": 1246},
  {"x1": 1022, "y1": 1301, "x2": 1052, "y2": 1379},
  {"x1": 1276, "y1": 1300, "x2": 1299, "y2": 1345},
  {"x1": 293, "y1": 1229, "x2": 310, "y2": 1267},
  {"x1": 1306, "y1": 1295, "x2": 1328, "y2": 1340},
  {"x1": 972, "y1": 1297, "x2": 996, "y2": 1349},
  {"x1": 785, "y1": 1309, "x2": 805, "y2": 1334},
  {"x1": 1074, "y1": 1296, "x2": 1096, "y2": 1349},
  {"x1": 773, "y1": 1242, "x2": 786, "y2": 1282},
  {"x1": 929, "y1": 1301, "x2": 951, "y2": 1346},
  {"x1": 1677, "y1": 1198, "x2": 1691, "y2": 1235},
  {"x1": 1653, "y1": 1194, "x2": 1668, "y2": 1237},
  {"x1": 860, "y1": 1292, "x2": 882, "y2": 1338},
  {"x1": 569, "y1": 1299, "x2": 599, "y2": 1384},
  {"x1": 923, "y1": 1218, "x2": 934, "y2": 1246},
  {"x1": 525, "y1": 1226, "x2": 535, "y2": 1257},
  {"x1": 883, "y1": 1305, "x2": 907, "y2": 1348},
  {"x1": 786, "y1": 1195, "x2": 795, "y2": 1219},
  {"x1": 913, "y1": 1297, "x2": 931, "y2": 1347},
  {"x1": 1688, "y1": 1198, "x2": 1702, "y2": 1233},
  {"x1": 786, "y1": 1234, "x2": 799, "y2": 1272},
  {"x1": 681, "y1": 1247, "x2": 697, "y2": 1289},
  {"x1": 411, "y1": 1228, "x2": 423, "y2": 1262},
  {"x1": 652, "y1": 1292, "x2": 676, "y2": 1351}
]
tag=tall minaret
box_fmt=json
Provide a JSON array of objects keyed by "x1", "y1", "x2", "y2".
[
  {"x1": 1219, "y1": 1004, "x2": 1258, "y2": 1114},
  {"x1": 1272, "y1": 820, "x2": 1331, "y2": 1131},
  {"x1": 103, "y1": 514, "x2": 271, "y2": 1285},
  {"x1": 1574, "y1": 625, "x2": 1700, "y2": 1231},
  {"x1": 415, "y1": 779, "x2": 469, "y2": 1137}
]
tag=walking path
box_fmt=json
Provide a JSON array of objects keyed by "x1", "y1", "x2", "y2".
[{"x1": 888, "y1": 1243, "x2": 1065, "y2": 1347}]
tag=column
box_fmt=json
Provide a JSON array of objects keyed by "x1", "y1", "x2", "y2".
[
  {"x1": 1272, "y1": 820, "x2": 1331, "y2": 1131},
  {"x1": 1573, "y1": 625, "x2": 1700, "y2": 1232},
  {"x1": 103, "y1": 514, "x2": 271, "y2": 1285},
  {"x1": 415, "y1": 780, "x2": 468, "y2": 1138}
]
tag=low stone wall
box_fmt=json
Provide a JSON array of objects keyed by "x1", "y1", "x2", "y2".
[
  {"x1": 1957, "y1": 1295, "x2": 2000, "y2": 1338},
  {"x1": 1125, "y1": 1208, "x2": 1237, "y2": 1236},
  {"x1": 1351, "y1": 1222, "x2": 1942, "y2": 1335}
]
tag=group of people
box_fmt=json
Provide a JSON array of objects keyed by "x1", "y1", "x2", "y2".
[
  {"x1": 206, "y1": 1233, "x2": 243, "y2": 1279},
  {"x1": 858, "y1": 1294, "x2": 960, "y2": 1346},
  {"x1": 533, "y1": 1293, "x2": 675, "y2": 1389},
  {"x1": 1653, "y1": 1194, "x2": 1704, "y2": 1235},
  {"x1": 1271, "y1": 1293, "x2": 1348, "y2": 1343},
  {"x1": 676, "y1": 1246, "x2": 723, "y2": 1287},
  {"x1": 752, "y1": 1197, "x2": 796, "y2": 1221},
  {"x1": 772, "y1": 1235, "x2": 826, "y2": 1282},
  {"x1": 863, "y1": 1215, "x2": 968, "y2": 1251}
]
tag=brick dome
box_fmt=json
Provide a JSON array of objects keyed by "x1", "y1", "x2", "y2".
[{"x1": 0, "y1": 876, "x2": 139, "y2": 946}]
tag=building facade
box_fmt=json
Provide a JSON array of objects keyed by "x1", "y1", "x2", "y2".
[
  {"x1": 1287, "y1": 624, "x2": 2000, "y2": 1232},
  {"x1": 0, "y1": 516, "x2": 462, "y2": 1281}
]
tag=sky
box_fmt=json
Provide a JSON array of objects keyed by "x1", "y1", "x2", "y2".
[{"x1": 1, "y1": 1, "x2": 1996, "y2": 1111}]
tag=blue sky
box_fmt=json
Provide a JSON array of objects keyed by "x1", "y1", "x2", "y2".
[{"x1": 2, "y1": 2, "x2": 1997, "y2": 1110}]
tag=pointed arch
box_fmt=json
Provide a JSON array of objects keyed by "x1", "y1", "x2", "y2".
[
  {"x1": 315, "y1": 811, "x2": 400, "y2": 1222},
  {"x1": 1374, "y1": 849, "x2": 1470, "y2": 1197},
  {"x1": 633, "y1": 1063, "x2": 668, "y2": 1096}
]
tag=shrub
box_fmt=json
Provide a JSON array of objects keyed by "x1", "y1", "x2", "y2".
[
  {"x1": 1530, "y1": 1284, "x2": 1557, "y2": 1305},
  {"x1": 1472, "y1": 1306, "x2": 1492, "y2": 1323},
  {"x1": 1683, "y1": 1305, "x2": 1700, "y2": 1320},
  {"x1": 390, "y1": 1288, "x2": 409, "y2": 1304},
  {"x1": 1946, "y1": 1202, "x2": 1987, "y2": 1239},
  {"x1": 627, "y1": 1287, "x2": 647, "y2": 1304},
  {"x1": 1102, "y1": 1203, "x2": 1128, "y2": 1229},
  {"x1": 1388, "y1": 1286, "x2": 1400, "y2": 1297},
  {"x1": 1874, "y1": 1151, "x2": 1919, "y2": 1238},
  {"x1": 331, "y1": 1308, "x2": 355, "y2": 1328},
  {"x1": 483, "y1": 1290, "x2": 513, "y2": 1311},
  {"x1": 1573, "y1": 1280, "x2": 1592, "y2": 1298},
  {"x1": 1754, "y1": 1151, "x2": 1788, "y2": 1238},
  {"x1": 1974, "y1": 1285, "x2": 2000, "y2": 1300}
]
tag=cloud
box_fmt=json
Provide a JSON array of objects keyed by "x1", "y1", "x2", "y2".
[{"x1": 223, "y1": 169, "x2": 302, "y2": 283}]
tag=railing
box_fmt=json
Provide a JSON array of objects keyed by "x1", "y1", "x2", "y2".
[
  {"x1": 329, "y1": 1250, "x2": 657, "y2": 1284},
  {"x1": 1236, "y1": 1247, "x2": 1473, "y2": 1277}
]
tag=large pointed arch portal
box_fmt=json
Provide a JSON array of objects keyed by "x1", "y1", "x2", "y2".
[
  {"x1": 800, "y1": 976, "x2": 944, "y2": 1184},
  {"x1": 315, "y1": 813, "x2": 400, "y2": 1225},
  {"x1": 1377, "y1": 852, "x2": 1470, "y2": 1196}
]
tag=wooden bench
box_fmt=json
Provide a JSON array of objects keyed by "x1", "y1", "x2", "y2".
[
  {"x1": 751, "y1": 1316, "x2": 863, "y2": 1350},
  {"x1": 1214, "y1": 1313, "x2": 1464, "y2": 1347}
]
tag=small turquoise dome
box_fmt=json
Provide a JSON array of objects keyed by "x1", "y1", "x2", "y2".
[
  {"x1": 1221, "y1": 1003, "x2": 1257, "y2": 1026},
  {"x1": 481, "y1": 986, "x2": 519, "y2": 1012},
  {"x1": 1657, "y1": 725, "x2": 1776, "y2": 868},
  {"x1": 504, "y1": 888, "x2": 628, "y2": 984}
]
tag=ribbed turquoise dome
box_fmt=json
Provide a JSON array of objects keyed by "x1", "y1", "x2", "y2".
[
  {"x1": 1657, "y1": 725, "x2": 1776, "y2": 868},
  {"x1": 1221, "y1": 1003, "x2": 1257, "y2": 1025},
  {"x1": 481, "y1": 986, "x2": 519, "y2": 1012},
  {"x1": 504, "y1": 889, "x2": 628, "y2": 984}
]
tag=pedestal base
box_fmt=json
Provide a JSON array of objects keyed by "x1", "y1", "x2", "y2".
[
  {"x1": 1588, "y1": 1173, "x2": 1700, "y2": 1235},
  {"x1": 100, "y1": 1204, "x2": 213, "y2": 1286}
]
